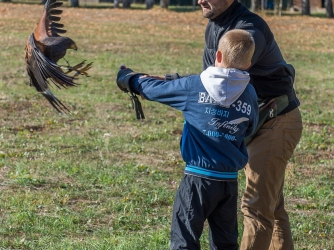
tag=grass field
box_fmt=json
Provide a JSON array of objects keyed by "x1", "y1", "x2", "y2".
[{"x1": 0, "y1": 3, "x2": 333, "y2": 249}]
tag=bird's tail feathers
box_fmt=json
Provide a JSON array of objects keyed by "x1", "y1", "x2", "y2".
[{"x1": 42, "y1": 89, "x2": 71, "y2": 114}]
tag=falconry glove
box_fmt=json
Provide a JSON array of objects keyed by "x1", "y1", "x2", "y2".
[
  {"x1": 244, "y1": 95, "x2": 289, "y2": 145},
  {"x1": 116, "y1": 66, "x2": 145, "y2": 120}
]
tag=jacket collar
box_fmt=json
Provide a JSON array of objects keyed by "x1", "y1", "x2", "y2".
[{"x1": 211, "y1": 0, "x2": 240, "y2": 23}]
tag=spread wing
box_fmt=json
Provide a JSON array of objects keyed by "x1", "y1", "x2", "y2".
[
  {"x1": 25, "y1": 34, "x2": 74, "y2": 113},
  {"x1": 24, "y1": 0, "x2": 81, "y2": 114},
  {"x1": 34, "y1": 0, "x2": 67, "y2": 42}
]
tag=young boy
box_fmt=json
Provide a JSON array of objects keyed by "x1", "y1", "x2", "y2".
[{"x1": 116, "y1": 29, "x2": 258, "y2": 250}]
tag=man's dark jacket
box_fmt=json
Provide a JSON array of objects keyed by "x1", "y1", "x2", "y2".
[{"x1": 202, "y1": 0, "x2": 299, "y2": 114}]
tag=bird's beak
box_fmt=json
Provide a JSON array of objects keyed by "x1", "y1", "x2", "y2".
[{"x1": 70, "y1": 43, "x2": 78, "y2": 51}]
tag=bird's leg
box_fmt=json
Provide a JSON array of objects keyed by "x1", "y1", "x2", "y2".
[
  {"x1": 63, "y1": 57, "x2": 70, "y2": 67},
  {"x1": 59, "y1": 57, "x2": 72, "y2": 72},
  {"x1": 60, "y1": 59, "x2": 92, "y2": 77},
  {"x1": 73, "y1": 62, "x2": 93, "y2": 77}
]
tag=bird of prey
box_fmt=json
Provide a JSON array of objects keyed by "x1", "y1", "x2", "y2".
[{"x1": 25, "y1": 0, "x2": 92, "y2": 114}]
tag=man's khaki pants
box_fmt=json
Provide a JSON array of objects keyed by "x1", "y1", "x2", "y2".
[{"x1": 240, "y1": 108, "x2": 303, "y2": 250}]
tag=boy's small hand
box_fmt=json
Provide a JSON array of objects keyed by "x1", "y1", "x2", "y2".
[
  {"x1": 116, "y1": 66, "x2": 135, "y2": 93},
  {"x1": 116, "y1": 65, "x2": 146, "y2": 119}
]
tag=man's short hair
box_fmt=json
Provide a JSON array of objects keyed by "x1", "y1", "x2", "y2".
[{"x1": 218, "y1": 29, "x2": 255, "y2": 70}]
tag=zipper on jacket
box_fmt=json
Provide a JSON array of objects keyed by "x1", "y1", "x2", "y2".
[{"x1": 213, "y1": 24, "x2": 219, "y2": 53}]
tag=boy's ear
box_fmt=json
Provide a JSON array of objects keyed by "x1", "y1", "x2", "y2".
[
  {"x1": 244, "y1": 62, "x2": 251, "y2": 70},
  {"x1": 216, "y1": 50, "x2": 222, "y2": 63}
]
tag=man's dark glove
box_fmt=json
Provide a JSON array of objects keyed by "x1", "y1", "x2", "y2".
[{"x1": 116, "y1": 65, "x2": 145, "y2": 119}]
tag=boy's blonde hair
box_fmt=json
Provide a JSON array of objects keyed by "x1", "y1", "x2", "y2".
[{"x1": 218, "y1": 29, "x2": 255, "y2": 70}]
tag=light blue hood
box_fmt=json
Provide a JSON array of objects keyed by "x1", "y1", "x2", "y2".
[{"x1": 200, "y1": 66, "x2": 250, "y2": 107}]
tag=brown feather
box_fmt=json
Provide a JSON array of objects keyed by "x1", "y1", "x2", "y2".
[{"x1": 24, "y1": 0, "x2": 92, "y2": 114}]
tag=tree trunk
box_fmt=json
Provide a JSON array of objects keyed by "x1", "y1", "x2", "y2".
[
  {"x1": 160, "y1": 0, "x2": 169, "y2": 8},
  {"x1": 325, "y1": 0, "x2": 334, "y2": 17},
  {"x1": 274, "y1": 0, "x2": 282, "y2": 16},
  {"x1": 69, "y1": 0, "x2": 79, "y2": 7},
  {"x1": 192, "y1": 0, "x2": 196, "y2": 11},
  {"x1": 250, "y1": 0, "x2": 260, "y2": 12},
  {"x1": 114, "y1": 0, "x2": 120, "y2": 8},
  {"x1": 301, "y1": 0, "x2": 310, "y2": 15},
  {"x1": 146, "y1": 0, "x2": 154, "y2": 9},
  {"x1": 123, "y1": 0, "x2": 131, "y2": 8}
]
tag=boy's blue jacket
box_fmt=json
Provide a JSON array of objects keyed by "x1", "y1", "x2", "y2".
[{"x1": 130, "y1": 66, "x2": 259, "y2": 180}]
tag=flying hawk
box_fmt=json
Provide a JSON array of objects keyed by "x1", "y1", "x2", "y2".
[{"x1": 24, "y1": 0, "x2": 92, "y2": 114}]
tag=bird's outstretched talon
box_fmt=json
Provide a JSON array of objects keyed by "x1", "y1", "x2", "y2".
[
  {"x1": 61, "y1": 59, "x2": 85, "y2": 74},
  {"x1": 74, "y1": 62, "x2": 93, "y2": 77},
  {"x1": 62, "y1": 60, "x2": 93, "y2": 77}
]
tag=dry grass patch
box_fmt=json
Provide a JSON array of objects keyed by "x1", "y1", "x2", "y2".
[{"x1": 0, "y1": 3, "x2": 333, "y2": 249}]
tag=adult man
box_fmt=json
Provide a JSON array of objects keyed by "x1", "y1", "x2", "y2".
[{"x1": 197, "y1": 0, "x2": 303, "y2": 249}]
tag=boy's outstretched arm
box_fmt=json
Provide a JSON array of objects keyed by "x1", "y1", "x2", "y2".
[{"x1": 116, "y1": 65, "x2": 190, "y2": 115}]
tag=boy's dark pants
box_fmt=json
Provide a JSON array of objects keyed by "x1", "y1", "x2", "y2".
[{"x1": 170, "y1": 174, "x2": 239, "y2": 250}]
